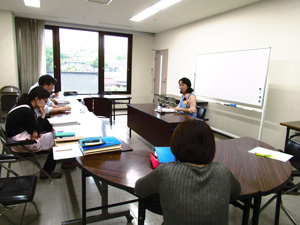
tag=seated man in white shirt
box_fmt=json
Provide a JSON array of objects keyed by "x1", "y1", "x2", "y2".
[{"x1": 29, "y1": 75, "x2": 71, "y2": 116}]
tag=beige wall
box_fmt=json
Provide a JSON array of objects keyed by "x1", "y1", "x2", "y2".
[
  {"x1": 131, "y1": 32, "x2": 155, "y2": 104},
  {"x1": 154, "y1": 0, "x2": 300, "y2": 149},
  {"x1": 0, "y1": 10, "x2": 155, "y2": 104},
  {"x1": 0, "y1": 10, "x2": 19, "y2": 89}
]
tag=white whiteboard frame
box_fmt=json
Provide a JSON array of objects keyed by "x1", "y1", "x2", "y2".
[
  {"x1": 194, "y1": 48, "x2": 271, "y2": 140},
  {"x1": 194, "y1": 48, "x2": 271, "y2": 107}
]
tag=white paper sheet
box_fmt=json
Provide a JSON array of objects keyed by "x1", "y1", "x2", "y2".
[
  {"x1": 154, "y1": 108, "x2": 176, "y2": 113},
  {"x1": 48, "y1": 117, "x2": 80, "y2": 126},
  {"x1": 248, "y1": 147, "x2": 293, "y2": 162},
  {"x1": 53, "y1": 144, "x2": 83, "y2": 160}
]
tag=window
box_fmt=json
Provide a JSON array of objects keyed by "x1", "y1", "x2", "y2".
[
  {"x1": 44, "y1": 26, "x2": 132, "y2": 94},
  {"x1": 104, "y1": 35, "x2": 128, "y2": 92}
]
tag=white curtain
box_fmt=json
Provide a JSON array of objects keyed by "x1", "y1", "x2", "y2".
[{"x1": 15, "y1": 17, "x2": 45, "y2": 93}]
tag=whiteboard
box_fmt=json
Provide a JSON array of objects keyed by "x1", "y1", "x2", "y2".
[{"x1": 195, "y1": 48, "x2": 270, "y2": 106}]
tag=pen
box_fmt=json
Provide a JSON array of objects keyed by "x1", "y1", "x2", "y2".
[
  {"x1": 255, "y1": 153, "x2": 274, "y2": 158},
  {"x1": 55, "y1": 149, "x2": 72, "y2": 152}
]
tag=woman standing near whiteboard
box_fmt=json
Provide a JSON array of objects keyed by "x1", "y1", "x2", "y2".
[{"x1": 173, "y1": 77, "x2": 197, "y2": 117}]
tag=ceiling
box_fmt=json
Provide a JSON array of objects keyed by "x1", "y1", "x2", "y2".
[{"x1": 0, "y1": 0, "x2": 262, "y2": 33}]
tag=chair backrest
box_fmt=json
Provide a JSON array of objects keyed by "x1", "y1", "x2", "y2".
[
  {"x1": 196, "y1": 106, "x2": 206, "y2": 120},
  {"x1": 94, "y1": 98, "x2": 112, "y2": 118},
  {"x1": 83, "y1": 98, "x2": 94, "y2": 112},
  {"x1": 285, "y1": 134, "x2": 300, "y2": 170}
]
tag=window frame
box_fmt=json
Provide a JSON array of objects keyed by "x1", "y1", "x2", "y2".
[{"x1": 45, "y1": 25, "x2": 132, "y2": 94}]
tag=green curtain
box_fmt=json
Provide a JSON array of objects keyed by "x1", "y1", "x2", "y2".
[{"x1": 15, "y1": 17, "x2": 45, "y2": 93}]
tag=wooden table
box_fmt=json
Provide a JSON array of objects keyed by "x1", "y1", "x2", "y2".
[
  {"x1": 127, "y1": 104, "x2": 196, "y2": 146},
  {"x1": 78, "y1": 94, "x2": 131, "y2": 122},
  {"x1": 75, "y1": 137, "x2": 292, "y2": 225},
  {"x1": 54, "y1": 97, "x2": 135, "y2": 225},
  {"x1": 280, "y1": 121, "x2": 300, "y2": 148},
  {"x1": 214, "y1": 137, "x2": 292, "y2": 225}
]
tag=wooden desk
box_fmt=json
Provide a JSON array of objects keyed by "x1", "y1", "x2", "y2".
[
  {"x1": 78, "y1": 94, "x2": 131, "y2": 122},
  {"x1": 127, "y1": 104, "x2": 196, "y2": 146},
  {"x1": 214, "y1": 137, "x2": 292, "y2": 225},
  {"x1": 75, "y1": 137, "x2": 292, "y2": 225},
  {"x1": 53, "y1": 97, "x2": 135, "y2": 225},
  {"x1": 280, "y1": 121, "x2": 300, "y2": 148}
]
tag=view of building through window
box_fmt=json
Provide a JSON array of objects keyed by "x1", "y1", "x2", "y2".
[
  {"x1": 59, "y1": 28, "x2": 98, "y2": 93},
  {"x1": 43, "y1": 28, "x2": 130, "y2": 93},
  {"x1": 104, "y1": 35, "x2": 128, "y2": 92}
]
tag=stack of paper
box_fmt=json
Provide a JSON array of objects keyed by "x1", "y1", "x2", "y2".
[
  {"x1": 48, "y1": 117, "x2": 80, "y2": 126},
  {"x1": 55, "y1": 99, "x2": 70, "y2": 104},
  {"x1": 154, "y1": 108, "x2": 176, "y2": 113},
  {"x1": 79, "y1": 136, "x2": 122, "y2": 155},
  {"x1": 55, "y1": 136, "x2": 83, "y2": 146}
]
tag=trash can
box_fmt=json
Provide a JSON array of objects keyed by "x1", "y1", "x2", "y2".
[{"x1": 0, "y1": 86, "x2": 21, "y2": 122}]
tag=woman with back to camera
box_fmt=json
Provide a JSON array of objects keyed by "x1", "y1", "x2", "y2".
[
  {"x1": 5, "y1": 86, "x2": 61, "y2": 179},
  {"x1": 135, "y1": 119, "x2": 241, "y2": 225},
  {"x1": 172, "y1": 77, "x2": 197, "y2": 117}
]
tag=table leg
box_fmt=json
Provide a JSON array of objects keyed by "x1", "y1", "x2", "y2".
[
  {"x1": 241, "y1": 199, "x2": 251, "y2": 225},
  {"x1": 284, "y1": 128, "x2": 291, "y2": 150},
  {"x1": 82, "y1": 170, "x2": 87, "y2": 225},
  {"x1": 93, "y1": 178, "x2": 108, "y2": 214},
  {"x1": 62, "y1": 174, "x2": 136, "y2": 225},
  {"x1": 274, "y1": 191, "x2": 282, "y2": 225},
  {"x1": 138, "y1": 198, "x2": 146, "y2": 225},
  {"x1": 252, "y1": 196, "x2": 262, "y2": 225},
  {"x1": 113, "y1": 100, "x2": 116, "y2": 121}
]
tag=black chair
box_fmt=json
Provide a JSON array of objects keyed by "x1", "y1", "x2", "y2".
[
  {"x1": 0, "y1": 160, "x2": 39, "y2": 225},
  {"x1": 0, "y1": 154, "x2": 18, "y2": 177},
  {"x1": 94, "y1": 98, "x2": 112, "y2": 126},
  {"x1": 259, "y1": 133, "x2": 300, "y2": 224},
  {"x1": 100, "y1": 91, "x2": 128, "y2": 115},
  {"x1": 63, "y1": 91, "x2": 78, "y2": 96},
  {"x1": 196, "y1": 106, "x2": 208, "y2": 121},
  {"x1": 83, "y1": 98, "x2": 93, "y2": 113},
  {"x1": 0, "y1": 126, "x2": 52, "y2": 182}
]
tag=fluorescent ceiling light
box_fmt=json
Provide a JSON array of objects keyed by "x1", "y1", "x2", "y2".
[
  {"x1": 130, "y1": 0, "x2": 181, "y2": 22},
  {"x1": 23, "y1": 0, "x2": 40, "y2": 8},
  {"x1": 86, "y1": 0, "x2": 113, "y2": 5}
]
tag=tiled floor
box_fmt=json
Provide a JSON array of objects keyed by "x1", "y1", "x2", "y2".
[{"x1": 1, "y1": 114, "x2": 299, "y2": 225}]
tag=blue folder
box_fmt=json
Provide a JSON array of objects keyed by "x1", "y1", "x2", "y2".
[
  {"x1": 154, "y1": 147, "x2": 176, "y2": 163},
  {"x1": 79, "y1": 136, "x2": 120, "y2": 151}
]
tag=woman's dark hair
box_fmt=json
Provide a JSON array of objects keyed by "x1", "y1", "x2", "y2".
[
  {"x1": 170, "y1": 119, "x2": 215, "y2": 164},
  {"x1": 38, "y1": 74, "x2": 57, "y2": 86},
  {"x1": 179, "y1": 77, "x2": 194, "y2": 93},
  {"x1": 17, "y1": 86, "x2": 50, "y2": 105}
]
